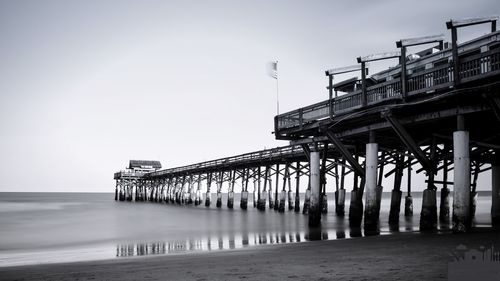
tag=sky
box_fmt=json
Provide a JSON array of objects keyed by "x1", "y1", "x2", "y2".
[{"x1": 0, "y1": 0, "x2": 498, "y2": 192}]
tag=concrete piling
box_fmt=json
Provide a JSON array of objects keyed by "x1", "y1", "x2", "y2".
[
  {"x1": 336, "y1": 162, "x2": 346, "y2": 216},
  {"x1": 452, "y1": 129, "x2": 470, "y2": 232},
  {"x1": 335, "y1": 189, "x2": 345, "y2": 216},
  {"x1": 279, "y1": 190, "x2": 286, "y2": 213},
  {"x1": 253, "y1": 189, "x2": 257, "y2": 208},
  {"x1": 257, "y1": 167, "x2": 268, "y2": 211},
  {"x1": 205, "y1": 192, "x2": 211, "y2": 207},
  {"x1": 258, "y1": 190, "x2": 267, "y2": 210},
  {"x1": 240, "y1": 190, "x2": 248, "y2": 210},
  {"x1": 420, "y1": 189, "x2": 437, "y2": 230},
  {"x1": 439, "y1": 155, "x2": 450, "y2": 223},
  {"x1": 308, "y1": 149, "x2": 321, "y2": 226},
  {"x1": 405, "y1": 195, "x2": 413, "y2": 216},
  {"x1": 389, "y1": 155, "x2": 403, "y2": 225},
  {"x1": 321, "y1": 194, "x2": 328, "y2": 214},
  {"x1": 279, "y1": 164, "x2": 289, "y2": 212},
  {"x1": 294, "y1": 162, "x2": 301, "y2": 213},
  {"x1": 404, "y1": 165, "x2": 413, "y2": 217},
  {"x1": 241, "y1": 169, "x2": 249, "y2": 210},
  {"x1": 303, "y1": 188, "x2": 311, "y2": 214},
  {"x1": 194, "y1": 179, "x2": 201, "y2": 205},
  {"x1": 439, "y1": 187, "x2": 450, "y2": 223},
  {"x1": 349, "y1": 189, "x2": 363, "y2": 227},
  {"x1": 294, "y1": 193, "x2": 301, "y2": 213},
  {"x1": 195, "y1": 190, "x2": 201, "y2": 205},
  {"x1": 216, "y1": 192, "x2": 222, "y2": 208},
  {"x1": 268, "y1": 188, "x2": 274, "y2": 209},
  {"x1": 492, "y1": 158, "x2": 500, "y2": 226},
  {"x1": 274, "y1": 164, "x2": 279, "y2": 211},
  {"x1": 364, "y1": 142, "x2": 379, "y2": 230},
  {"x1": 389, "y1": 189, "x2": 402, "y2": 225},
  {"x1": 288, "y1": 190, "x2": 295, "y2": 211}
]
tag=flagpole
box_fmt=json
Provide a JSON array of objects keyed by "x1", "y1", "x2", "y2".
[{"x1": 276, "y1": 60, "x2": 279, "y2": 115}]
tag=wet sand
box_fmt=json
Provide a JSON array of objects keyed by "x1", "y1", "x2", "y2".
[{"x1": 1, "y1": 230, "x2": 499, "y2": 281}]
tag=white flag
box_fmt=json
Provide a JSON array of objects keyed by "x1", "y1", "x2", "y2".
[{"x1": 267, "y1": 61, "x2": 278, "y2": 79}]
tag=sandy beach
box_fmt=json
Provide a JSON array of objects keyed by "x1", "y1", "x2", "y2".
[{"x1": 1, "y1": 230, "x2": 498, "y2": 281}]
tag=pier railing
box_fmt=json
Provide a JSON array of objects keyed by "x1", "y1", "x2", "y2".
[
  {"x1": 275, "y1": 32, "x2": 500, "y2": 133},
  {"x1": 114, "y1": 170, "x2": 148, "y2": 179},
  {"x1": 145, "y1": 144, "x2": 320, "y2": 179}
]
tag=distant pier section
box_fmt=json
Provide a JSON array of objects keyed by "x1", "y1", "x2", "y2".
[{"x1": 115, "y1": 17, "x2": 500, "y2": 233}]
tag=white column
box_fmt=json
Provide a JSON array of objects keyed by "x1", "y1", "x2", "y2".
[
  {"x1": 452, "y1": 131, "x2": 470, "y2": 232},
  {"x1": 309, "y1": 150, "x2": 321, "y2": 226},
  {"x1": 364, "y1": 143, "x2": 379, "y2": 229},
  {"x1": 492, "y1": 162, "x2": 500, "y2": 226}
]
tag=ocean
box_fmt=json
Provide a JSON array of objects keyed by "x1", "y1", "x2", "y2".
[{"x1": 0, "y1": 191, "x2": 493, "y2": 267}]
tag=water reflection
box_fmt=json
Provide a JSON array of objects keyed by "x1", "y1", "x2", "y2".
[{"x1": 116, "y1": 229, "x2": 361, "y2": 258}]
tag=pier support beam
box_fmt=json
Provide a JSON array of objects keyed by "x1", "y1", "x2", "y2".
[
  {"x1": 364, "y1": 138, "x2": 379, "y2": 230},
  {"x1": 336, "y1": 161, "x2": 346, "y2": 216},
  {"x1": 288, "y1": 190, "x2": 295, "y2": 211},
  {"x1": 440, "y1": 151, "x2": 451, "y2": 223},
  {"x1": 349, "y1": 155, "x2": 364, "y2": 227},
  {"x1": 309, "y1": 148, "x2": 321, "y2": 226},
  {"x1": 389, "y1": 155, "x2": 404, "y2": 225},
  {"x1": 240, "y1": 190, "x2": 248, "y2": 210},
  {"x1": 349, "y1": 188, "x2": 363, "y2": 227},
  {"x1": 405, "y1": 165, "x2": 413, "y2": 216},
  {"x1": 279, "y1": 190, "x2": 286, "y2": 213},
  {"x1": 205, "y1": 173, "x2": 212, "y2": 207},
  {"x1": 279, "y1": 164, "x2": 289, "y2": 213},
  {"x1": 205, "y1": 191, "x2": 211, "y2": 207},
  {"x1": 227, "y1": 171, "x2": 235, "y2": 209},
  {"x1": 303, "y1": 182, "x2": 311, "y2": 214},
  {"x1": 492, "y1": 153, "x2": 500, "y2": 227},
  {"x1": 268, "y1": 180, "x2": 274, "y2": 209},
  {"x1": 420, "y1": 189, "x2": 437, "y2": 230},
  {"x1": 389, "y1": 190, "x2": 402, "y2": 225},
  {"x1": 257, "y1": 166, "x2": 269, "y2": 211},
  {"x1": 253, "y1": 179, "x2": 257, "y2": 208},
  {"x1": 241, "y1": 169, "x2": 249, "y2": 209},
  {"x1": 320, "y1": 145, "x2": 328, "y2": 214},
  {"x1": 335, "y1": 189, "x2": 346, "y2": 216},
  {"x1": 227, "y1": 191, "x2": 234, "y2": 209},
  {"x1": 294, "y1": 162, "x2": 301, "y2": 213},
  {"x1": 216, "y1": 172, "x2": 223, "y2": 208},
  {"x1": 195, "y1": 177, "x2": 202, "y2": 205},
  {"x1": 452, "y1": 121, "x2": 471, "y2": 232},
  {"x1": 420, "y1": 139, "x2": 438, "y2": 231},
  {"x1": 274, "y1": 164, "x2": 279, "y2": 210}
]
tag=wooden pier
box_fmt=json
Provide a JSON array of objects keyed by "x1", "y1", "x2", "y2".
[{"x1": 115, "y1": 17, "x2": 500, "y2": 232}]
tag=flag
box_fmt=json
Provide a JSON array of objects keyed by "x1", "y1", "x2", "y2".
[{"x1": 267, "y1": 61, "x2": 278, "y2": 79}]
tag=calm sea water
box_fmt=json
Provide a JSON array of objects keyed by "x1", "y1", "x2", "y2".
[{"x1": 0, "y1": 191, "x2": 493, "y2": 267}]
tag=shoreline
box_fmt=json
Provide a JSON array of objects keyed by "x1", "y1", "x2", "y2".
[{"x1": 1, "y1": 230, "x2": 498, "y2": 281}]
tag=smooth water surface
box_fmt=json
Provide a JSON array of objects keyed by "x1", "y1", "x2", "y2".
[{"x1": 0, "y1": 191, "x2": 493, "y2": 266}]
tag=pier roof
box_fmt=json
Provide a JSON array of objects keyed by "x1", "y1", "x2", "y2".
[{"x1": 129, "y1": 160, "x2": 162, "y2": 169}]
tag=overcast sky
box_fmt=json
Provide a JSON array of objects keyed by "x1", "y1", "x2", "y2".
[{"x1": 0, "y1": 0, "x2": 498, "y2": 192}]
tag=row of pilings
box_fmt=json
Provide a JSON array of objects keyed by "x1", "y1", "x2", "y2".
[{"x1": 115, "y1": 144, "x2": 500, "y2": 233}]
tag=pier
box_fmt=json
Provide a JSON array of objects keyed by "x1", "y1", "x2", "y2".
[{"x1": 115, "y1": 17, "x2": 500, "y2": 232}]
